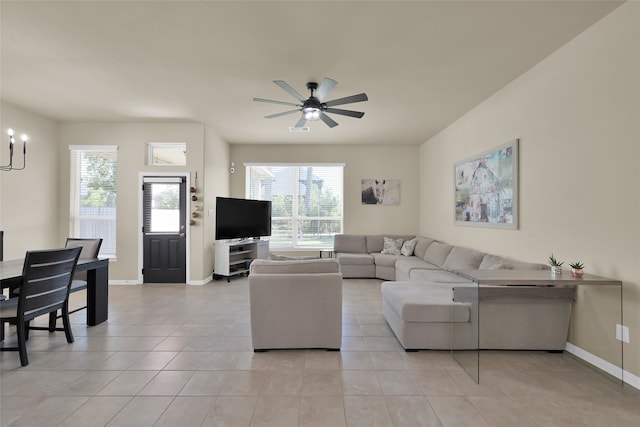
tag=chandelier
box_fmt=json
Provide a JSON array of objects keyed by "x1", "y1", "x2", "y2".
[{"x1": 1, "y1": 129, "x2": 27, "y2": 171}]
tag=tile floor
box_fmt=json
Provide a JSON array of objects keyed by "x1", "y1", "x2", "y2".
[{"x1": 1, "y1": 278, "x2": 639, "y2": 426}]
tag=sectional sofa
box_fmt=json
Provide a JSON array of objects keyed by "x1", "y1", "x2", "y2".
[{"x1": 333, "y1": 234, "x2": 576, "y2": 351}]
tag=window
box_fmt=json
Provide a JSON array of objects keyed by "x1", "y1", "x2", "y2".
[
  {"x1": 246, "y1": 163, "x2": 344, "y2": 249},
  {"x1": 69, "y1": 145, "x2": 118, "y2": 257},
  {"x1": 147, "y1": 143, "x2": 186, "y2": 166}
]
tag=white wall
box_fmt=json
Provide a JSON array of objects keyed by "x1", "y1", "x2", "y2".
[
  {"x1": 0, "y1": 102, "x2": 60, "y2": 258},
  {"x1": 419, "y1": 3, "x2": 639, "y2": 376},
  {"x1": 230, "y1": 144, "x2": 420, "y2": 237},
  {"x1": 58, "y1": 122, "x2": 213, "y2": 283}
]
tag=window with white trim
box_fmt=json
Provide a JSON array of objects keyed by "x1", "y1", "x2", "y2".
[
  {"x1": 246, "y1": 163, "x2": 344, "y2": 249},
  {"x1": 69, "y1": 145, "x2": 118, "y2": 257}
]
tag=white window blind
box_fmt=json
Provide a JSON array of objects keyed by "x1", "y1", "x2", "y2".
[
  {"x1": 69, "y1": 145, "x2": 118, "y2": 257},
  {"x1": 245, "y1": 163, "x2": 344, "y2": 249}
]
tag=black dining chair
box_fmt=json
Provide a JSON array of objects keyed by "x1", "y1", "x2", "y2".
[
  {"x1": 46, "y1": 238, "x2": 102, "y2": 331},
  {"x1": 0, "y1": 246, "x2": 82, "y2": 366}
]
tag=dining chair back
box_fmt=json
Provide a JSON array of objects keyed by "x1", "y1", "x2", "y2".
[
  {"x1": 0, "y1": 246, "x2": 82, "y2": 366},
  {"x1": 46, "y1": 238, "x2": 103, "y2": 329}
]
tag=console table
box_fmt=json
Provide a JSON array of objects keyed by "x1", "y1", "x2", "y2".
[{"x1": 452, "y1": 269, "x2": 623, "y2": 384}]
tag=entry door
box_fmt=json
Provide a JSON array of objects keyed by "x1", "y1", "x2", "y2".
[{"x1": 142, "y1": 176, "x2": 187, "y2": 283}]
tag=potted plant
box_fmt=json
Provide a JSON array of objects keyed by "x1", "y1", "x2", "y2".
[
  {"x1": 569, "y1": 261, "x2": 585, "y2": 277},
  {"x1": 548, "y1": 254, "x2": 564, "y2": 275}
]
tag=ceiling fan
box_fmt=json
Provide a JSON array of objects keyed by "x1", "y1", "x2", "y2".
[{"x1": 253, "y1": 77, "x2": 368, "y2": 128}]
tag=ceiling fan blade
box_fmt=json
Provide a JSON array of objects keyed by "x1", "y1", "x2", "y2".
[
  {"x1": 324, "y1": 93, "x2": 368, "y2": 107},
  {"x1": 294, "y1": 115, "x2": 307, "y2": 128},
  {"x1": 273, "y1": 80, "x2": 306, "y2": 102},
  {"x1": 319, "y1": 112, "x2": 339, "y2": 128},
  {"x1": 265, "y1": 110, "x2": 300, "y2": 119},
  {"x1": 253, "y1": 97, "x2": 300, "y2": 107},
  {"x1": 325, "y1": 108, "x2": 365, "y2": 119},
  {"x1": 316, "y1": 77, "x2": 337, "y2": 101}
]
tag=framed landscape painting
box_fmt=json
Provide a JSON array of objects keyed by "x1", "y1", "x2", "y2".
[{"x1": 454, "y1": 139, "x2": 518, "y2": 229}]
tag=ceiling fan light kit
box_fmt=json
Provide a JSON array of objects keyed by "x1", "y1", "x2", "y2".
[{"x1": 253, "y1": 77, "x2": 368, "y2": 129}]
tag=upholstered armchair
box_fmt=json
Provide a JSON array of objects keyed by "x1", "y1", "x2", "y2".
[{"x1": 249, "y1": 258, "x2": 343, "y2": 351}]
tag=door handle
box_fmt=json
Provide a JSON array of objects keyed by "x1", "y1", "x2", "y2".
[{"x1": 179, "y1": 233, "x2": 185, "y2": 237}]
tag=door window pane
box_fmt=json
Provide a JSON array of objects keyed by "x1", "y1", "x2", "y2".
[{"x1": 149, "y1": 183, "x2": 180, "y2": 232}]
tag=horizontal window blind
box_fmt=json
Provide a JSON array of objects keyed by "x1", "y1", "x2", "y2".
[{"x1": 69, "y1": 146, "x2": 118, "y2": 257}]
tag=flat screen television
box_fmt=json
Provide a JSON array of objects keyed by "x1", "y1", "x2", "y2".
[{"x1": 215, "y1": 197, "x2": 272, "y2": 241}]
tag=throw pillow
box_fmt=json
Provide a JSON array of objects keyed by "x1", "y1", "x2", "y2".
[
  {"x1": 381, "y1": 237, "x2": 403, "y2": 255},
  {"x1": 400, "y1": 238, "x2": 417, "y2": 256}
]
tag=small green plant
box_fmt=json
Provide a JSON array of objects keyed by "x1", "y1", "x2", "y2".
[
  {"x1": 569, "y1": 261, "x2": 585, "y2": 270},
  {"x1": 548, "y1": 254, "x2": 564, "y2": 267}
]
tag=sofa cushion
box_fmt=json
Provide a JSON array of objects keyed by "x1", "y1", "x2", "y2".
[
  {"x1": 413, "y1": 237, "x2": 435, "y2": 259},
  {"x1": 401, "y1": 238, "x2": 417, "y2": 256},
  {"x1": 395, "y1": 258, "x2": 441, "y2": 272},
  {"x1": 250, "y1": 258, "x2": 339, "y2": 274},
  {"x1": 409, "y1": 269, "x2": 472, "y2": 283},
  {"x1": 381, "y1": 282, "x2": 469, "y2": 322},
  {"x1": 366, "y1": 234, "x2": 414, "y2": 253},
  {"x1": 372, "y1": 253, "x2": 405, "y2": 267},
  {"x1": 479, "y1": 254, "x2": 506, "y2": 270},
  {"x1": 423, "y1": 242, "x2": 454, "y2": 267},
  {"x1": 336, "y1": 253, "x2": 374, "y2": 265},
  {"x1": 505, "y1": 259, "x2": 549, "y2": 270},
  {"x1": 443, "y1": 247, "x2": 486, "y2": 271},
  {"x1": 381, "y1": 237, "x2": 403, "y2": 255},
  {"x1": 333, "y1": 234, "x2": 367, "y2": 254}
]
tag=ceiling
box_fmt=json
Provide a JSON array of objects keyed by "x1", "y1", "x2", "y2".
[{"x1": 0, "y1": 1, "x2": 623, "y2": 145}]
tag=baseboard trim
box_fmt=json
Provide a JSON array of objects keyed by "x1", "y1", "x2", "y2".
[
  {"x1": 565, "y1": 342, "x2": 640, "y2": 390},
  {"x1": 108, "y1": 280, "x2": 139, "y2": 285},
  {"x1": 189, "y1": 275, "x2": 213, "y2": 286}
]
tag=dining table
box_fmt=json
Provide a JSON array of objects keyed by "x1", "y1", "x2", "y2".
[{"x1": 0, "y1": 257, "x2": 109, "y2": 325}]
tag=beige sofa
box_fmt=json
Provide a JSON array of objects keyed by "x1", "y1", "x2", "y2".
[
  {"x1": 333, "y1": 234, "x2": 575, "y2": 351},
  {"x1": 249, "y1": 258, "x2": 343, "y2": 351}
]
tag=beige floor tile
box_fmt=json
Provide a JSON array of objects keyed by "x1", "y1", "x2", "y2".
[
  {"x1": 0, "y1": 396, "x2": 46, "y2": 426},
  {"x1": 105, "y1": 396, "x2": 174, "y2": 427},
  {"x1": 384, "y1": 396, "x2": 442, "y2": 427},
  {"x1": 8, "y1": 396, "x2": 89, "y2": 427},
  {"x1": 154, "y1": 396, "x2": 215, "y2": 427},
  {"x1": 339, "y1": 351, "x2": 374, "y2": 370},
  {"x1": 126, "y1": 350, "x2": 178, "y2": 370},
  {"x1": 342, "y1": 324, "x2": 363, "y2": 336},
  {"x1": 302, "y1": 370, "x2": 343, "y2": 396},
  {"x1": 100, "y1": 351, "x2": 147, "y2": 370},
  {"x1": 64, "y1": 370, "x2": 122, "y2": 395},
  {"x1": 341, "y1": 370, "x2": 382, "y2": 396},
  {"x1": 370, "y1": 351, "x2": 409, "y2": 370},
  {"x1": 164, "y1": 351, "x2": 213, "y2": 370},
  {"x1": 152, "y1": 335, "x2": 192, "y2": 351},
  {"x1": 299, "y1": 396, "x2": 346, "y2": 427},
  {"x1": 96, "y1": 370, "x2": 157, "y2": 396},
  {"x1": 202, "y1": 396, "x2": 258, "y2": 427},
  {"x1": 180, "y1": 370, "x2": 230, "y2": 396},
  {"x1": 250, "y1": 395, "x2": 300, "y2": 427},
  {"x1": 344, "y1": 396, "x2": 394, "y2": 427},
  {"x1": 200, "y1": 351, "x2": 247, "y2": 370},
  {"x1": 428, "y1": 396, "x2": 491, "y2": 427},
  {"x1": 260, "y1": 370, "x2": 304, "y2": 395},
  {"x1": 417, "y1": 371, "x2": 466, "y2": 396},
  {"x1": 138, "y1": 370, "x2": 194, "y2": 395},
  {"x1": 57, "y1": 396, "x2": 132, "y2": 427},
  {"x1": 469, "y1": 396, "x2": 537, "y2": 427},
  {"x1": 363, "y1": 336, "x2": 402, "y2": 351},
  {"x1": 377, "y1": 370, "x2": 424, "y2": 395},
  {"x1": 220, "y1": 370, "x2": 268, "y2": 396},
  {"x1": 304, "y1": 351, "x2": 340, "y2": 370}
]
